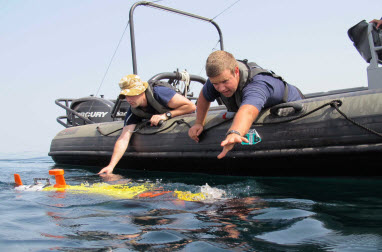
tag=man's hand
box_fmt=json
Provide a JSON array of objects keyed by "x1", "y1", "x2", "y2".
[
  {"x1": 217, "y1": 133, "x2": 248, "y2": 159},
  {"x1": 218, "y1": 104, "x2": 259, "y2": 159},
  {"x1": 188, "y1": 123, "x2": 204, "y2": 142},
  {"x1": 150, "y1": 114, "x2": 167, "y2": 126},
  {"x1": 370, "y1": 19, "x2": 382, "y2": 29},
  {"x1": 98, "y1": 166, "x2": 114, "y2": 174},
  {"x1": 99, "y1": 173, "x2": 126, "y2": 182}
]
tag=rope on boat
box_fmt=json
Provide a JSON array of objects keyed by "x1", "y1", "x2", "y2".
[
  {"x1": 96, "y1": 126, "x2": 122, "y2": 136},
  {"x1": 211, "y1": 0, "x2": 241, "y2": 20},
  {"x1": 96, "y1": 119, "x2": 191, "y2": 136},
  {"x1": 178, "y1": 70, "x2": 190, "y2": 97},
  {"x1": 252, "y1": 100, "x2": 382, "y2": 138},
  {"x1": 330, "y1": 101, "x2": 382, "y2": 138},
  {"x1": 95, "y1": 20, "x2": 130, "y2": 98},
  {"x1": 135, "y1": 119, "x2": 191, "y2": 135},
  {"x1": 96, "y1": 100, "x2": 382, "y2": 138},
  {"x1": 254, "y1": 100, "x2": 342, "y2": 125}
]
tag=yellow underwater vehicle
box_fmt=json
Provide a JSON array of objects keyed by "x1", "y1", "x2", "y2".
[{"x1": 14, "y1": 169, "x2": 222, "y2": 201}]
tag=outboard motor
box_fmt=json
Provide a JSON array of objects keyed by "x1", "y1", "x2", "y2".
[
  {"x1": 56, "y1": 96, "x2": 130, "y2": 128},
  {"x1": 70, "y1": 96, "x2": 115, "y2": 125}
]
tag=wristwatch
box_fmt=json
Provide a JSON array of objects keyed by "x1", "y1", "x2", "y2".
[
  {"x1": 225, "y1": 130, "x2": 241, "y2": 137},
  {"x1": 166, "y1": 112, "x2": 172, "y2": 119}
]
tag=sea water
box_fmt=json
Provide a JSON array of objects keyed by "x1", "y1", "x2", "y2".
[{"x1": 1, "y1": 153, "x2": 382, "y2": 251}]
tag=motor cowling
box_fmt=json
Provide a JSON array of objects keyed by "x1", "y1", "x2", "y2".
[{"x1": 68, "y1": 96, "x2": 129, "y2": 126}]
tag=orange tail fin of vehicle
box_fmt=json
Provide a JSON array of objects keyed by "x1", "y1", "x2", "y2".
[{"x1": 14, "y1": 174, "x2": 23, "y2": 186}]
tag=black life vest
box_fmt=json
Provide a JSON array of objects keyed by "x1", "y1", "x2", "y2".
[
  {"x1": 219, "y1": 60, "x2": 289, "y2": 112},
  {"x1": 131, "y1": 81, "x2": 175, "y2": 119}
]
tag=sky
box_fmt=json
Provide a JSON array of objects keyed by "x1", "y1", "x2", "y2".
[{"x1": 0, "y1": 0, "x2": 380, "y2": 155}]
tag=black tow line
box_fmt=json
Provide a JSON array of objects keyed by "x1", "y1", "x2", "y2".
[
  {"x1": 96, "y1": 126, "x2": 122, "y2": 136},
  {"x1": 96, "y1": 100, "x2": 382, "y2": 138},
  {"x1": 252, "y1": 100, "x2": 382, "y2": 138},
  {"x1": 135, "y1": 119, "x2": 191, "y2": 135},
  {"x1": 330, "y1": 100, "x2": 382, "y2": 138},
  {"x1": 96, "y1": 119, "x2": 191, "y2": 137},
  {"x1": 253, "y1": 100, "x2": 342, "y2": 125}
]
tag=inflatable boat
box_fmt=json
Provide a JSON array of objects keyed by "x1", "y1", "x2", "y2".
[{"x1": 49, "y1": 2, "x2": 382, "y2": 175}]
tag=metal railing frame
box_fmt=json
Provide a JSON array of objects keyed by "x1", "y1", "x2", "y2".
[{"x1": 129, "y1": 1, "x2": 224, "y2": 75}]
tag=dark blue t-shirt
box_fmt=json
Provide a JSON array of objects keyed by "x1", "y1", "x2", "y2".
[
  {"x1": 202, "y1": 74, "x2": 302, "y2": 111},
  {"x1": 124, "y1": 86, "x2": 176, "y2": 126}
]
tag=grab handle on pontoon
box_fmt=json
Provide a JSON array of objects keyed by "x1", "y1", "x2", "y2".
[{"x1": 270, "y1": 102, "x2": 303, "y2": 116}]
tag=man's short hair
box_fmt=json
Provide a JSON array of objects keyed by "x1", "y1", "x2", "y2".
[{"x1": 205, "y1": 50, "x2": 238, "y2": 78}]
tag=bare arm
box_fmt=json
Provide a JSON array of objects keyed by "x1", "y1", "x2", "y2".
[
  {"x1": 218, "y1": 104, "x2": 259, "y2": 159},
  {"x1": 98, "y1": 124, "x2": 136, "y2": 174},
  {"x1": 149, "y1": 93, "x2": 196, "y2": 126},
  {"x1": 188, "y1": 91, "x2": 211, "y2": 142},
  {"x1": 167, "y1": 93, "x2": 196, "y2": 116}
]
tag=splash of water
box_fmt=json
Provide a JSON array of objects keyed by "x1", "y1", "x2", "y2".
[{"x1": 200, "y1": 183, "x2": 226, "y2": 200}]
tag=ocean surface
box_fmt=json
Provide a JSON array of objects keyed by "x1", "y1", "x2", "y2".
[{"x1": 1, "y1": 153, "x2": 382, "y2": 252}]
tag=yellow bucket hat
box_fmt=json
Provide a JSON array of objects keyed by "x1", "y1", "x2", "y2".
[{"x1": 118, "y1": 74, "x2": 148, "y2": 98}]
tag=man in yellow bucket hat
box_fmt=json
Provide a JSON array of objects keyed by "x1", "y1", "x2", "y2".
[{"x1": 98, "y1": 74, "x2": 196, "y2": 174}]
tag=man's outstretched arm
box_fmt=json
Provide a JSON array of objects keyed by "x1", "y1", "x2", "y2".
[
  {"x1": 188, "y1": 91, "x2": 211, "y2": 142},
  {"x1": 98, "y1": 124, "x2": 136, "y2": 174}
]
